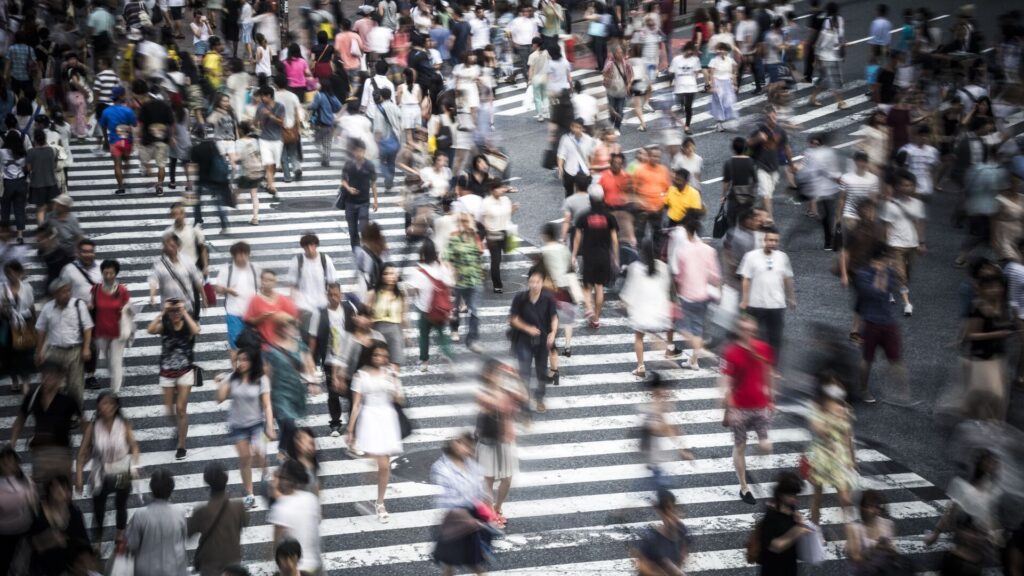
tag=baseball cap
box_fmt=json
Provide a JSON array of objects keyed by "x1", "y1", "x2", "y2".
[{"x1": 111, "y1": 85, "x2": 126, "y2": 100}]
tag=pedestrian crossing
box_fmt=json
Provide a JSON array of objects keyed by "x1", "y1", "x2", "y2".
[{"x1": 4, "y1": 137, "x2": 963, "y2": 574}]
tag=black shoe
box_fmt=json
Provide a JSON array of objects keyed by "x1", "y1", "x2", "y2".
[
  {"x1": 321, "y1": 160, "x2": 329, "y2": 167},
  {"x1": 16, "y1": 237, "x2": 24, "y2": 245},
  {"x1": 549, "y1": 369, "x2": 559, "y2": 386},
  {"x1": 175, "y1": 448, "x2": 187, "y2": 460},
  {"x1": 155, "y1": 186, "x2": 164, "y2": 196},
  {"x1": 664, "y1": 346, "x2": 683, "y2": 358},
  {"x1": 493, "y1": 287, "x2": 503, "y2": 294},
  {"x1": 740, "y1": 490, "x2": 757, "y2": 505},
  {"x1": 114, "y1": 188, "x2": 126, "y2": 195},
  {"x1": 85, "y1": 377, "x2": 100, "y2": 390},
  {"x1": 294, "y1": 170, "x2": 303, "y2": 180},
  {"x1": 562, "y1": 346, "x2": 572, "y2": 357},
  {"x1": 70, "y1": 415, "x2": 80, "y2": 429}
]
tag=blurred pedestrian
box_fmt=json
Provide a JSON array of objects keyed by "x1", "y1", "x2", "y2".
[
  {"x1": 126, "y1": 469, "x2": 188, "y2": 576},
  {"x1": 28, "y1": 475, "x2": 90, "y2": 576},
  {"x1": 269, "y1": 461, "x2": 321, "y2": 574},
  {"x1": 570, "y1": 185, "x2": 618, "y2": 329},
  {"x1": 431, "y1": 433, "x2": 495, "y2": 575},
  {"x1": 9, "y1": 362, "x2": 79, "y2": 486},
  {"x1": 631, "y1": 490, "x2": 690, "y2": 576},
  {"x1": 188, "y1": 464, "x2": 248, "y2": 576},
  {"x1": 509, "y1": 266, "x2": 558, "y2": 413},
  {"x1": 669, "y1": 213, "x2": 720, "y2": 370},
  {"x1": 0, "y1": 447, "x2": 36, "y2": 575},
  {"x1": 805, "y1": 381, "x2": 855, "y2": 526},
  {"x1": 754, "y1": 471, "x2": 810, "y2": 572},
  {"x1": 409, "y1": 239, "x2": 455, "y2": 370},
  {"x1": 216, "y1": 348, "x2": 274, "y2": 508},
  {"x1": 620, "y1": 238, "x2": 672, "y2": 379},
  {"x1": 475, "y1": 359, "x2": 527, "y2": 529}
]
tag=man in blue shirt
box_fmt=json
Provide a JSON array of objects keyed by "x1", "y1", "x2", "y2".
[
  {"x1": 867, "y1": 4, "x2": 892, "y2": 59},
  {"x1": 98, "y1": 86, "x2": 138, "y2": 196}
]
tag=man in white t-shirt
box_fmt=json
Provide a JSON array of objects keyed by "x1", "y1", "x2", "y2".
[
  {"x1": 470, "y1": 6, "x2": 491, "y2": 51},
  {"x1": 214, "y1": 241, "x2": 261, "y2": 361},
  {"x1": 571, "y1": 81, "x2": 598, "y2": 131},
  {"x1": 508, "y1": 6, "x2": 539, "y2": 82},
  {"x1": 165, "y1": 202, "x2": 207, "y2": 275},
  {"x1": 366, "y1": 20, "x2": 394, "y2": 61},
  {"x1": 880, "y1": 170, "x2": 925, "y2": 316},
  {"x1": 269, "y1": 460, "x2": 322, "y2": 574},
  {"x1": 899, "y1": 126, "x2": 941, "y2": 196},
  {"x1": 669, "y1": 42, "x2": 702, "y2": 133},
  {"x1": 307, "y1": 283, "x2": 351, "y2": 436},
  {"x1": 285, "y1": 233, "x2": 338, "y2": 326},
  {"x1": 838, "y1": 151, "x2": 881, "y2": 227},
  {"x1": 738, "y1": 227, "x2": 794, "y2": 360},
  {"x1": 733, "y1": 7, "x2": 761, "y2": 92},
  {"x1": 274, "y1": 84, "x2": 305, "y2": 183}
]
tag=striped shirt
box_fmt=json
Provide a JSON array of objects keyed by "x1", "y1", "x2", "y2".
[
  {"x1": 93, "y1": 70, "x2": 120, "y2": 105},
  {"x1": 839, "y1": 171, "x2": 880, "y2": 219},
  {"x1": 1006, "y1": 261, "x2": 1024, "y2": 320}
]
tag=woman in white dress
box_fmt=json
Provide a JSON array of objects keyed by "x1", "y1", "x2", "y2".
[
  {"x1": 346, "y1": 341, "x2": 405, "y2": 523},
  {"x1": 396, "y1": 68, "x2": 425, "y2": 139},
  {"x1": 620, "y1": 239, "x2": 672, "y2": 378}
]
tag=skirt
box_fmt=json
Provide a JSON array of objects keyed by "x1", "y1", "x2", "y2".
[
  {"x1": 710, "y1": 83, "x2": 737, "y2": 121},
  {"x1": 373, "y1": 321, "x2": 405, "y2": 366},
  {"x1": 401, "y1": 103, "x2": 422, "y2": 130},
  {"x1": 476, "y1": 441, "x2": 518, "y2": 480},
  {"x1": 354, "y1": 403, "x2": 404, "y2": 455},
  {"x1": 433, "y1": 508, "x2": 492, "y2": 567},
  {"x1": 28, "y1": 185, "x2": 60, "y2": 206},
  {"x1": 241, "y1": 23, "x2": 254, "y2": 45},
  {"x1": 818, "y1": 60, "x2": 843, "y2": 90}
]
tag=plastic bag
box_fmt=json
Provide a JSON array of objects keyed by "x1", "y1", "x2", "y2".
[
  {"x1": 504, "y1": 224, "x2": 520, "y2": 254},
  {"x1": 110, "y1": 554, "x2": 134, "y2": 576},
  {"x1": 522, "y1": 83, "x2": 534, "y2": 112},
  {"x1": 797, "y1": 521, "x2": 827, "y2": 565}
]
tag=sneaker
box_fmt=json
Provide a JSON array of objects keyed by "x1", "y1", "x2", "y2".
[
  {"x1": 882, "y1": 395, "x2": 922, "y2": 408},
  {"x1": 535, "y1": 400, "x2": 547, "y2": 413},
  {"x1": 243, "y1": 494, "x2": 256, "y2": 509},
  {"x1": 561, "y1": 346, "x2": 572, "y2": 357},
  {"x1": 175, "y1": 448, "x2": 187, "y2": 460},
  {"x1": 451, "y1": 332, "x2": 461, "y2": 342},
  {"x1": 903, "y1": 303, "x2": 913, "y2": 317},
  {"x1": 155, "y1": 186, "x2": 164, "y2": 197},
  {"x1": 493, "y1": 287, "x2": 503, "y2": 294},
  {"x1": 114, "y1": 188, "x2": 126, "y2": 195},
  {"x1": 375, "y1": 503, "x2": 390, "y2": 523},
  {"x1": 740, "y1": 490, "x2": 757, "y2": 505},
  {"x1": 467, "y1": 342, "x2": 484, "y2": 354},
  {"x1": 169, "y1": 182, "x2": 177, "y2": 190},
  {"x1": 888, "y1": 294, "x2": 896, "y2": 304},
  {"x1": 330, "y1": 426, "x2": 341, "y2": 438},
  {"x1": 85, "y1": 376, "x2": 100, "y2": 390},
  {"x1": 664, "y1": 346, "x2": 683, "y2": 358}
]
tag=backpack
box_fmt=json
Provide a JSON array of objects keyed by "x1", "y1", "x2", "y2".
[
  {"x1": 297, "y1": 252, "x2": 329, "y2": 292},
  {"x1": 418, "y1": 265, "x2": 452, "y2": 324}
]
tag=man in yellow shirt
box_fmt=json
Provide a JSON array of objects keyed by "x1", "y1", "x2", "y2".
[
  {"x1": 665, "y1": 168, "x2": 703, "y2": 224},
  {"x1": 202, "y1": 37, "x2": 225, "y2": 91}
]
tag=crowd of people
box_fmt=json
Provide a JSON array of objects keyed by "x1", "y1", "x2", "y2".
[{"x1": 0, "y1": 0, "x2": 1023, "y2": 574}]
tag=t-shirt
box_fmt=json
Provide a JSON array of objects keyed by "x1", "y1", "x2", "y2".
[
  {"x1": 139, "y1": 99, "x2": 174, "y2": 145},
  {"x1": 665, "y1": 184, "x2": 702, "y2": 222},
  {"x1": 599, "y1": 170, "x2": 631, "y2": 208},
  {"x1": 546, "y1": 58, "x2": 572, "y2": 94},
  {"x1": 561, "y1": 193, "x2": 591, "y2": 229},
  {"x1": 633, "y1": 162, "x2": 672, "y2": 212},
  {"x1": 227, "y1": 375, "x2": 270, "y2": 429},
  {"x1": 575, "y1": 209, "x2": 618, "y2": 259},
  {"x1": 257, "y1": 102, "x2": 286, "y2": 141},
  {"x1": 881, "y1": 197, "x2": 925, "y2": 248},
  {"x1": 215, "y1": 262, "x2": 260, "y2": 317},
  {"x1": 19, "y1": 390, "x2": 80, "y2": 448},
  {"x1": 721, "y1": 340, "x2": 774, "y2": 408},
  {"x1": 670, "y1": 55, "x2": 701, "y2": 94},
  {"x1": 190, "y1": 140, "x2": 228, "y2": 185},
  {"x1": 722, "y1": 156, "x2": 757, "y2": 187},
  {"x1": 839, "y1": 171, "x2": 880, "y2": 219},
  {"x1": 342, "y1": 159, "x2": 376, "y2": 203},
  {"x1": 25, "y1": 147, "x2": 58, "y2": 188},
  {"x1": 244, "y1": 294, "x2": 299, "y2": 345},
  {"x1": 759, "y1": 507, "x2": 799, "y2": 572},
  {"x1": 268, "y1": 491, "x2": 321, "y2": 572},
  {"x1": 159, "y1": 316, "x2": 194, "y2": 378},
  {"x1": 637, "y1": 524, "x2": 689, "y2": 569},
  {"x1": 737, "y1": 249, "x2": 793, "y2": 309},
  {"x1": 899, "y1": 143, "x2": 940, "y2": 195},
  {"x1": 99, "y1": 104, "x2": 138, "y2": 144},
  {"x1": 509, "y1": 290, "x2": 557, "y2": 340},
  {"x1": 751, "y1": 123, "x2": 788, "y2": 171},
  {"x1": 267, "y1": 343, "x2": 310, "y2": 421},
  {"x1": 709, "y1": 55, "x2": 735, "y2": 81}
]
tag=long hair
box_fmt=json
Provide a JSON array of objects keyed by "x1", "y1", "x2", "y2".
[
  {"x1": 2, "y1": 127, "x2": 26, "y2": 158},
  {"x1": 374, "y1": 262, "x2": 403, "y2": 298},
  {"x1": 287, "y1": 42, "x2": 302, "y2": 61},
  {"x1": 233, "y1": 347, "x2": 266, "y2": 384},
  {"x1": 640, "y1": 238, "x2": 657, "y2": 277}
]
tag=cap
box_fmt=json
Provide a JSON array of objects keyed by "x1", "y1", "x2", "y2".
[
  {"x1": 111, "y1": 85, "x2": 126, "y2": 100},
  {"x1": 53, "y1": 194, "x2": 73, "y2": 207},
  {"x1": 588, "y1": 183, "x2": 605, "y2": 202}
]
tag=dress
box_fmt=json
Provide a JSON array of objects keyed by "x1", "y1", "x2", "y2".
[
  {"x1": 620, "y1": 260, "x2": 672, "y2": 333},
  {"x1": 398, "y1": 84, "x2": 422, "y2": 130},
  {"x1": 352, "y1": 369, "x2": 404, "y2": 455},
  {"x1": 806, "y1": 404, "x2": 855, "y2": 491}
]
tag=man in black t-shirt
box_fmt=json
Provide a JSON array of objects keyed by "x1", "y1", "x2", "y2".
[
  {"x1": 340, "y1": 140, "x2": 378, "y2": 251},
  {"x1": 747, "y1": 107, "x2": 793, "y2": 223},
  {"x1": 509, "y1": 267, "x2": 558, "y2": 413},
  {"x1": 10, "y1": 361, "x2": 81, "y2": 485},
  {"x1": 571, "y1": 186, "x2": 618, "y2": 329},
  {"x1": 138, "y1": 90, "x2": 176, "y2": 197},
  {"x1": 722, "y1": 137, "x2": 758, "y2": 227},
  {"x1": 189, "y1": 133, "x2": 232, "y2": 233}
]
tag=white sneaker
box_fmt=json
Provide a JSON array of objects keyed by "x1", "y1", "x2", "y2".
[
  {"x1": 451, "y1": 332, "x2": 460, "y2": 342},
  {"x1": 903, "y1": 303, "x2": 913, "y2": 317},
  {"x1": 375, "y1": 503, "x2": 390, "y2": 523},
  {"x1": 889, "y1": 294, "x2": 896, "y2": 304}
]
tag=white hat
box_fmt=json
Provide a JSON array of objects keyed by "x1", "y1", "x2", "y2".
[
  {"x1": 588, "y1": 183, "x2": 605, "y2": 202},
  {"x1": 53, "y1": 194, "x2": 73, "y2": 207}
]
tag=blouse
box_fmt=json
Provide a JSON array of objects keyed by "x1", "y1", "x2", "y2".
[
  {"x1": 92, "y1": 283, "x2": 130, "y2": 340},
  {"x1": 480, "y1": 195, "x2": 512, "y2": 234},
  {"x1": 372, "y1": 289, "x2": 404, "y2": 324}
]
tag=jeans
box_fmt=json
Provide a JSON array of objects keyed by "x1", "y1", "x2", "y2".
[
  {"x1": 379, "y1": 148, "x2": 397, "y2": 190},
  {"x1": 282, "y1": 140, "x2": 301, "y2": 181},
  {"x1": 417, "y1": 312, "x2": 453, "y2": 362},
  {"x1": 325, "y1": 364, "x2": 352, "y2": 429},
  {"x1": 739, "y1": 54, "x2": 764, "y2": 89},
  {"x1": 450, "y1": 285, "x2": 481, "y2": 345},
  {"x1": 486, "y1": 235, "x2": 504, "y2": 289},
  {"x1": 1, "y1": 177, "x2": 27, "y2": 231},
  {"x1": 675, "y1": 93, "x2": 695, "y2": 127},
  {"x1": 748, "y1": 307, "x2": 785, "y2": 361},
  {"x1": 607, "y1": 96, "x2": 626, "y2": 129},
  {"x1": 514, "y1": 45, "x2": 531, "y2": 82},
  {"x1": 344, "y1": 202, "x2": 370, "y2": 251},
  {"x1": 515, "y1": 336, "x2": 549, "y2": 401},
  {"x1": 817, "y1": 196, "x2": 838, "y2": 249},
  {"x1": 92, "y1": 475, "x2": 130, "y2": 537},
  {"x1": 195, "y1": 184, "x2": 230, "y2": 229}
]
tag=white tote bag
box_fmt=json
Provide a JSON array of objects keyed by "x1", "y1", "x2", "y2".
[
  {"x1": 522, "y1": 83, "x2": 535, "y2": 112},
  {"x1": 797, "y1": 521, "x2": 827, "y2": 565}
]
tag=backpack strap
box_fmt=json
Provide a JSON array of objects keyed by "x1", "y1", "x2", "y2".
[{"x1": 320, "y1": 253, "x2": 328, "y2": 290}]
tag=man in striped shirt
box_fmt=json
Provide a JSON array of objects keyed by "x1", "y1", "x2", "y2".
[{"x1": 92, "y1": 58, "x2": 120, "y2": 152}]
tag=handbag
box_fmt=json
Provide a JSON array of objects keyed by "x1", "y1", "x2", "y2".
[
  {"x1": 106, "y1": 455, "x2": 132, "y2": 490},
  {"x1": 109, "y1": 553, "x2": 135, "y2": 576},
  {"x1": 394, "y1": 401, "x2": 413, "y2": 439},
  {"x1": 314, "y1": 45, "x2": 334, "y2": 78},
  {"x1": 11, "y1": 320, "x2": 37, "y2": 350},
  {"x1": 203, "y1": 282, "x2": 217, "y2": 308},
  {"x1": 193, "y1": 365, "x2": 204, "y2": 388},
  {"x1": 282, "y1": 123, "x2": 300, "y2": 145},
  {"x1": 712, "y1": 203, "x2": 728, "y2": 239},
  {"x1": 193, "y1": 498, "x2": 230, "y2": 571}
]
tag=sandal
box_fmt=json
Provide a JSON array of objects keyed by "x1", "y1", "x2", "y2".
[
  {"x1": 548, "y1": 369, "x2": 560, "y2": 386},
  {"x1": 375, "y1": 503, "x2": 390, "y2": 523},
  {"x1": 631, "y1": 367, "x2": 646, "y2": 379},
  {"x1": 249, "y1": 218, "x2": 260, "y2": 226},
  {"x1": 494, "y1": 513, "x2": 507, "y2": 529}
]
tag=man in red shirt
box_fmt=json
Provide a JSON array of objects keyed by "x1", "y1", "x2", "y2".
[
  {"x1": 720, "y1": 315, "x2": 775, "y2": 505},
  {"x1": 244, "y1": 269, "x2": 299, "y2": 347}
]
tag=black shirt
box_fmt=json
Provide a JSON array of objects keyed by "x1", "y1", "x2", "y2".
[
  {"x1": 190, "y1": 139, "x2": 228, "y2": 185},
  {"x1": 19, "y1": 389, "x2": 80, "y2": 448},
  {"x1": 722, "y1": 156, "x2": 757, "y2": 186},
  {"x1": 139, "y1": 99, "x2": 175, "y2": 146},
  {"x1": 510, "y1": 290, "x2": 557, "y2": 340},
  {"x1": 450, "y1": 20, "x2": 471, "y2": 61},
  {"x1": 457, "y1": 171, "x2": 489, "y2": 197},
  {"x1": 758, "y1": 507, "x2": 799, "y2": 575},
  {"x1": 574, "y1": 209, "x2": 618, "y2": 259},
  {"x1": 342, "y1": 159, "x2": 377, "y2": 204},
  {"x1": 750, "y1": 124, "x2": 788, "y2": 171},
  {"x1": 29, "y1": 504, "x2": 90, "y2": 576},
  {"x1": 637, "y1": 523, "x2": 689, "y2": 569},
  {"x1": 876, "y1": 67, "x2": 897, "y2": 105}
]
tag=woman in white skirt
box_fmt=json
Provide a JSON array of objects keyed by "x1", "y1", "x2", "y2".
[
  {"x1": 620, "y1": 239, "x2": 673, "y2": 379},
  {"x1": 475, "y1": 358, "x2": 527, "y2": 529},
  {"x1": 708, "y1": 43, "x2": 738, "y2": 131},
  {"x1": 346, "y1": 341, "x2": 405, "y2": 522},
  {"x1": 396, "y1": 68, "x2": 426, "y2": 140}
]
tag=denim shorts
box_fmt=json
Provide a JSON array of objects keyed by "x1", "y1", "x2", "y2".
[
  {"x1": 226, "y1": 314, "x2": 244, "y2": 349},
  {"x1": 228, "y1": 422, "x2": 263, "y2": 444},
  {"x1": 678, "y1": 299, "x2": 709, "y2": 337}
]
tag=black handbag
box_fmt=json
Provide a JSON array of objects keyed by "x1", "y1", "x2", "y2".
[
  {"x1": 394, "y1": 402, "x2": 413, "y2": 439},
  {"x1": 193, "y1": 365, "x2": 204, "y2": 388},
  {"x1": 334, "y1": 188, "x2": 348, "y2": 210},
  {"x1": 712, "y1": 203, "x2": 728, "y2": 239},
  {"x1": 542, "y1": 148, "x2": 558, "y2": 170}
]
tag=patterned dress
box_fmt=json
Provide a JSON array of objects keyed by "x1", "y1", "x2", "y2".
[{"x1": 807, "y1": 404, "x2": 855, "y2": 491}]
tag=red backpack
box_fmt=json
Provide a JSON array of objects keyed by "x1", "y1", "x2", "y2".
[{"x1": 419, "y1": 265, "x2": 453, "y2": 324}]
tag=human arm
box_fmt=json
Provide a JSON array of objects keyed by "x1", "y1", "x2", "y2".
[
  {"x1": 74, "y1": 422, "x2": 94, "y2": 494},
  {"x1": 769, "y1": 516, "x2": 811, "y2": 553},
  {"x1": 146, "y1": 303, "x2": 169, "y2": 334},
  {"x1": 509, "y1": 314, "x2": 541, "y2": 337},
  {"x1": 740, "y1": 276, "x2": 751, "y2": 310},
  {"x1": 784, "y1": 276, "x2": 796, "y2": 309},
  {"x1": 261, "y1": 389, "x2": 276, "y2": 439}
]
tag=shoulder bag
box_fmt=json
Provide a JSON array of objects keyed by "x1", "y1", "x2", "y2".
[
  {"x1": 193, "y1": 498, "x2": 231, "y2": 570},
  {"x1": 313, "y1": 44, "x2": 334, "y2": 78}
]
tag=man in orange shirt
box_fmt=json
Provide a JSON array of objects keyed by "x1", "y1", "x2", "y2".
[{"x1": 632, "y1": 146, "x2": 672, "y2": 242}]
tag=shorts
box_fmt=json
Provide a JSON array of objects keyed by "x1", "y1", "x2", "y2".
[
  {"x1": 861, "y1": 321, "x2": 901, "y2": 362},
  {"x1": 111, "y1": 139, "x2": 133, "y2": 159},
  {"x1": 139, "y1": 142, "x2": 169, "y2": 168},
  {"x1": 159, "y1": 369, "x2": 195, "y2": 388},
  {"x1": 170, "y1": 6, "x2": 184, "y2": 19},
  {"x1": 194, "y1": 40, "x2": 209, "y2": 56},
  {"x1": 260, "y1": 139, "x2": 284, "y2": 166},
  {"x1": 818, "y1": 60, "x2": 843, "y2": 90},
  {"x1": 216, "y1": 140, "x2": 236, "y2": 158},
  {"x1": 766, "y1": 63, "x2": 782, "y2": 83},
  {"x1": 757, "y1": 168, "x2": 780, "y2": 199},
  {"x1": 226, "y1": 314, "x2": 244, "y2": 349},
  {"x1": 29, "y1": 185, "x2": 60, "y2": 206},
  {"x1": 241, "y1": 22, "x2": 254, "y2": 45},
  {"x1": 679, "y1": 299, "x2": 709, "y2": 337},
  {"x1": 228, "y1": 422, "x2": 264, "y2": 444},
  {"x1": 730, "y1": 407, "x2": 772, "y2": 445}
]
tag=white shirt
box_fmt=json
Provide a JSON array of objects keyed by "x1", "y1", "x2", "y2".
[
  {"x1": 735, "y1": 20, "x2": 759, "y2": 54},
  {"x1": 36, "y1": 298, "x2": 93, "y2": 347},
  {"x1": 165, "y1": 224, "x2": 205, "y2": 266},
  {"x1": 214, "y1": 261, "x2": 260, "y2": 317},
  {"x1": 839, "y1": 170, "x2": 880, "y2": 219},
  {"x1": 268, "y1": 491, "x2": 321, "y2": 572},
  {"x1": 545, "y1": 58, "x2": 572, "y2": 93},
  {"x1": 361, "y1": 74, "x2": 396, "y2": 110},
  {"x1": 881, "y1": 196, "x2": 925, "y2": 248},
  {"x1": 508, "y1": 15, "x2": 538, "y2": 45},
  {"x1": 190, "y1": 20, "x2": 211, "y2": 44},
  {"x1": 60, "y1": 260, "x2": 101, "y2": 302},
  {"x1": 572, "y1": 93, "x2": 598, "y2": 126},
  {"x1": 709, "y1": 55, "x2": 736, "y2": 81},
  {"x1": 285, "y1": 252, "x2": 338, "y2": 312},
  {"x1": 899, "y1": 143, "x2": 940, "y2": 195},
  {"x1": 454, "y1": 193, "x2": 483, "y2": 221},
  {"x1": 274, "y1": 88, "x2": 303, "y2": 129},
  {"x1": 737, "y1": 249, "x2": 794, "y2": 309},
  {"x1": 409, "y1": 262, "x2": 454, "y2": 312},
  {"x1": 367, "y1": 25, "x2": 394, "y2": 54},
  {"x1": 470, "y1": 16, "x2": 490, "y2": 50},
  {"x1": 557, "y1": 132, "x2": 595, "y2": 176},
  {"x1": 670, "y1": 54, "x2": 701, "y2": 93},
  {"x1": 308, "y1": 305, "x2": 348, "y2": 366}
]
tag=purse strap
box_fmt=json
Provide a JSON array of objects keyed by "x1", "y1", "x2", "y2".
[{"x1": 194, "y1": 498, "x2": 230, "y2": 563}]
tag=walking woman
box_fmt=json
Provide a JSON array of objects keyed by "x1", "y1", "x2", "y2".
[
  {"x1": 805, "y1": 380, "x2": 856, "y2": 526},
  {"x1": 335, "y1": 304, "x2": 384, "y2": 446},
  {"x1": 628, "y1": 43, "x2": 651, "y2": 132},
  {"x1": 410, "y1": 239, "x2": 455, "y2": 370},
  {"x1": 709, "y1": 42, "x2": 738, "y2": 131},
  {"x1": 346, "y1": 341, "x2": 405, "y2": 523},
  {"x1": 476, "y1": 358, "x2": 527, "y2": 529},
  {"x1": 808, "y1": 2, "x2": 847, "y2": 109},
  {"x1": 367, "y1": 262, "x2": 408, "y2": 370},
  {"x1": 235, "y1": 121, "x2": 264, "y2": 225},
  {"x1": 620, "y1": 239, "x2": 672, "y2": 378},
  {"x1": 283, "y1": 42, "x2": 312, "y2": 101},
  {"x1": 216, "y1": 348, "x2": 274, "y2": 509},
  {"x1": 28, "y1": 475, "x2": 90, "y2": 576},
  {"x1": 1, "y1": 260, "x2": 34, "y2": 395},
  {"x1": 74, "y1": 391, "x2": 140, "y2": 544},
  {"x1": 91, "y1": 260, "x2": 131, "y2": 393},
  {"x1": 756, "y1": 471, "x2": 810, "y2": 573},
  {"x1": 631, "y1": 491, "x2": 690, "y2": 575},
  {"x1": 961, "y1": 273, "x2": 1014, "y2": 420},
  {"x1": 540, "y1": 221, "x2": 579, "y2": 357},
  {"x1": 480, "y1": 180, "x2": 517, "y2": 294},
  {"x1": 846, "y1": 490, "x2": 898, "y2": 572},
  {"x1": 431, "y1": 433, "x2": 493, "y2": 576},
  {"x1": 602, "y1": 40, "x2": 630, "y2": 131},
  {"x1": 0, "y1": 129, "x2": 28, "y2": 244},
  {"x1": 396, "y1": 68, "x2": 426, "y2": 140},
  {"x1": 148, "y1": 297, "x2": 201, "y2": 461},
  {"x1": 0, "y1": 447, "x2": 35, "y2": 575}
]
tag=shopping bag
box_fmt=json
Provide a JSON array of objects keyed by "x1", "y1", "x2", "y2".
[
  {"x1": 504, "y1": 224, "x2": 520, "y2": 253},
  {"x1": 522, "y1": 83, "x2": 534, "y2": 112},
  {"x1": 797, "y1": 521, "x2": 827, "y2": 565},
  {"x1": 109, "y1": 554, "x2": 134, "y2": 576}
]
